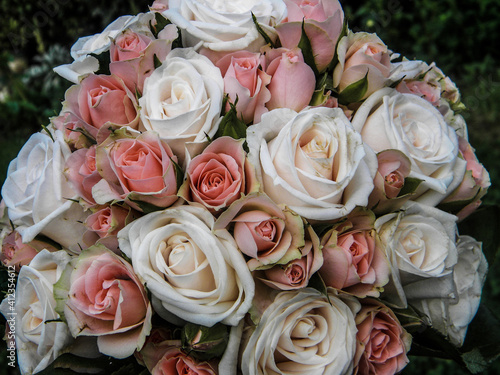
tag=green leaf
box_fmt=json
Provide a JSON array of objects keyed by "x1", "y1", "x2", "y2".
[
  {"x1": 251, "y1": 12, "x2": 275, "y2": 48},
  {"x1": 214, "y1": 98, "x2": 247, "y2": 141},
  {"x1": 308, "y1": 272, "x2": 331, "y2": 305},
  {"x1": 337, "y1": 71, "x2": 369, "y2": 105},
  {"x1": 457, "y1": 205, "x2": 500, "y2": 264},
  {"x1": 128, "y1": 197, "x2": 165, "y2": 214},
  {"x1": 170, "y1": 156, "x2": 185, "y2": 190},
  {"x1": 90, "y1": 52, "x2": 111, "y2": 76},
  {"x1": 153, "y1": 54, "x2": 162, "y2": 70},
  {"x1": 398, "y1": 177, "x2": 423, "y2": 197},
  {"x1": 151, "y1": 13, "x2": 170, "y2": 39},
  {"x1": 298, "y1": 20, "x2": 319, "y2": 77},
  {"x1": 182, "y1": 323, "x2": 229, "y2": 361}
]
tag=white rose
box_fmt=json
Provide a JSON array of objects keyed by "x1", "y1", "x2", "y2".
[
  {"x1": 352, "y1": 88, "x2": 467, "y2": 206},
  {"x1": 118, "y1": 205, "x2": 254, "y2": 327},
  {"x1": 1, "y1": 132, "x2": 88, "y2": 252},
  {"x1": 162, "y1": 0, "x2": 286, "y2": 53},
  {"x1": 0, "y1": 250, "x2": 73, "y2": 375},
  {"x1": 246, "y1": 107, "x2": 377, "y2": 222},
  {"x1": 241, "y1": 288, "x2": 357, "y2": 375},
  {"x1": 410, "y1": 235, "x2": 488, "y2": 347},
  {"x1": 375, "y1": 202, "x2": 458, "y2": 308},
  {"x1": 139, "y1": 48, "x2": 224, "y2": 165}
]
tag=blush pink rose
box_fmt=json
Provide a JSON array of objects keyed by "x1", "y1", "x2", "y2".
[
  {"x1": 83, "y1": 204, "x2": 136, "y2": 252},
  {"x1": 264, "y1": 47, "x2": 316, "y2": 112},
  {"x1": 62, "y1": 245, "x2": 152, "y2": 358},
  {"x1": 215, "y1": 193, "x2": 307, "y2": 270},
  {"x1": 216, "y1": 51, "x2": 271, "y2": 124},
  {"x1": 319, "y1": 210, "x2": 389, "y2": 298},
  {"x1": 51, "y1": 112, "x2": 94, "y2": 150},
  {"x1": 277, "y1": 0, "x2": 344, "y2": 72},
  {"x1": 179, "y1": 136, "x2": 258, "y2": 213},
  {"x1": 62, "y1": 74, "x2": 140, "y2": 139},
  {"x1": 368, "y1": 149, "x2": 414, "y2": 215},
  {"x1": 109, "y1": 26, "x2": 178, "y2": 93},
  {"x1": 152, "y1": 348, "x2": 218, "y2": 375},
  {"x1": 260, "y1": 224, "x2": 323, "y2": 290},
  {"x1": 353, "y1": 299, "x2": 411, "y2": 375},
  {"x1": 93, "y1": 130, "x2": 179, "y2": 211},
  {"x1": 65, "y1": 145, "x2": 102, "y2": 207},
  {"x1": 396, "y1": 80, "x2": 442, "y2": 107},
  {"x1": 1, "y1": 231, "x2": 58, "y2": 272}
]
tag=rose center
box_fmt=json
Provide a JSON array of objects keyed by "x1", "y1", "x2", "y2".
[{"x1": 89, "y1": 85, "x2": 112, "y2": 107}]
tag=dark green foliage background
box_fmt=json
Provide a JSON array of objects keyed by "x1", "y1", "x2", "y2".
[{"x1": 0, "y1": 0, "x2": 499, "y2": 374}]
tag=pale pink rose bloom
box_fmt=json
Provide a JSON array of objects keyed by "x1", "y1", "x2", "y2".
[
  {"x1": 110, "y1": 26, "x2": 177, "y2": 93},
  {"x1": 260, "y1": 224, "x2": 323, "y2": 290},
  {"x1": 179, "y1": 137, "x2": 258, "y2": 213},
  {"x1": 152, "y1": 347, "x2": 217, "y2": 375},
  {"x1": 216, "y1": 51, "x2": 271, "y2": 124},
  {"x1": 277, "y1": 0, "x2": 344, "y2": 72},
  {"x1": 62, "y1": 74, "x2": 140, "y2": 138},
  {"x1": 1, "y1": 231, "x2": 58, "y2": 272},
  {"x1": 396, "y1": 80, "x2": 442, "y2": 106},
  {"x1": 65, "y1": 145, "x2": 102, "y2": 207},
  {"x1": 215, "y1": 193, "x2": 306, "y2": 270},
  {"x1": 150, "y1": 0, "x2": 169, "y2": 12},
  {"x1": 353, "y1": 299, "x2": 411, "y2": 375},
  {"x1": 94, "y1": 131, "x2": 179, "y2": 210},
  {"x1": 368, "y1": 149, "x2": 413, "y2": 214},
  {"x1": 64, "y1": 246, "x2": 152, "y2": 358},
  {"x1": 334, "y1": 32, "x2": 391, "y2": 100},
  {"x1": 83, "y1": 204, "x2": 136, "y2": 252},
  {"x1": 264, "y1": 47, "x2": 316, "y2": 112},
  {"x1": 51, "y1": 112, "x2": 94, "y2": 150},
  {"x1": 319, "y1": 211, "x2": 390, "y2": 298},
  {"x1": 441, "y1": 136, "x2": 490, "y2": 220}
]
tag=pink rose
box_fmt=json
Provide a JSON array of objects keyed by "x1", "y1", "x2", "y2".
[
  {"x1": 264, "y1": 47, "x2": 316, "y2": 112},
  {"x1": 216, "y1": 51, "x2": 271, "y2": 124},
  {"x1": 83, "y1": 204, "x2": 136, "y2": 252},
  {"x1": 1, "y1": 231, "x2": 58, "y2": 271},
  {"x1": 259, "y1": 224, "x2": 323, "y2": 290},
  {"x1": 152, "y1": 348, "x2": 218, "y2": 375},
  {"x1": 93, "y1": 130, "x2": 180, "y2": 211},
  {"x1": 333, "y1": 32, "x2": 392, "y2": 100},
  {"x1": 396, "y1": 80, "x2": 442, "y2": 107},
  {"x1": 179, "y1": 137, "x2": 258, "y2": 213},
  {"x1": 214, "y1": 193, "x2": 307, "y2": 270},
  {"x1": 354, "y1": 299, "x2": 411, "y2": 375},
  {"x1": 109, "y1": 26, "x2": 178, "y2": 93},
  {"x1": 319, "y1": 210, "x2": 389, "y2": 297},
  {"x1": 62, "y1": 74, "x2": 140, "y2": 139},
  {"x1": 65, "y1": 145, "x2": 102, "y2": 207},
  {"x1": 61, "y1": 245, "x2": 152, "y2": 358},
  {"x1": 368, "y1": 149, "x2": 414, "y2": 214},
  {"x1": 51, "y1": 112, "x2": 94, "y2": 150},
  {"x1": 277, "y1": 0, "x2": 344, "y2": 72},
  {"x1": 440, "y1": 136, "x2": 490, "y2": 220}
]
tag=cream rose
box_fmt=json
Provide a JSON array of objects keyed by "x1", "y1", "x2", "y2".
[
  {"x1": 139, "y1": 48, "x2": 224, "y2": 165},
  {"x1": 1, "y1": 131, "x2": 88, "y2": 252},
  {"x1": 375, "y1": 202, "x2": 459, "y2": 308},
  {"x1": 117, "y1": 205, "x2": 254, "y2": 327},
  {"x1": 247, "y1": 107, "x2": 377, "y2": 222},
  {"x1": 162, "y1": 0, "x2": 286, "y2": 54},
  {"x1": 352, "y1": 88, "x2": 467, "y2": 207},
  {"x1": 409, "y1": 235, "x2": 488, "y2": 347},
  {"x1": 0, "y1": 250, "x2": 73, "y2": 375},
  {"x1": 241, "y1": 288, "x2": 357, "y2": 375}
]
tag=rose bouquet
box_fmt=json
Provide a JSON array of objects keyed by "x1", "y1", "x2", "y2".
[{"x1": 0, "y1": 0, "x2": 497, "y2": 374}]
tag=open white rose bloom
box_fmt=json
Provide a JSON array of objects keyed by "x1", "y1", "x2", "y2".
[{"x1": 0, "y1": 0, "x2": 496, "y2": 374}]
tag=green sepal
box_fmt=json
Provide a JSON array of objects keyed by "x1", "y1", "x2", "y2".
[
  {"x1": 251, "y1": 12, "x2": 275, "y2": 48},
  {"x1": 127, "y1": 197, "x2": 165, "y2": 214},
  {"x1": 67, "y1": 126, "x2": 97, "y2": 145},
  {"x1": 214, "y1": 97, "x2": 247, "y2": 141},
  {"x1": 298, "y1": 20, "x2": 320, "y2": 77},
  {"x1": 397, "y1": 177, "x2": 423, "y2": 198},
  {"x1": 308, "y1": 272, "x2": 331, "y2": 305},
  {"x1": 151, "y1": 13, "x2": 170, "y2": 39},
  {"x1": 182, "y1": 322, "x2": 229, "y2": 361},
  {"x1": 328, "y1": 18, "x2": 349, "y2": 72},
  {"x1": 170, "y1": 155, "x2": 185, "y2": 190},
  {"x1": 153, "y1": 53, "x2": 163, "y2": 70},
  {"x1": 337, "y1": 71, "x2": 369, "y2": 105}
]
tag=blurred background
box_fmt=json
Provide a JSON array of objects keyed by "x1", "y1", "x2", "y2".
[{"x1": 0, "y1": 0, "x2": 499, "y2": 374}]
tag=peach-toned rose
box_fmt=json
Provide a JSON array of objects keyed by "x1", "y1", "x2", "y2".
[
  {"x1": 353, "y1": 299, "x2": 411, "y2": 375},
  {"x1": 51, "y1": 112, "x2": 94, "y2": 150},
  {"x1": 319, "y1": 210, "x2": 389, "y2": 298},
  {"x1": 333, "y1": 32, "x2": 391, "y2": 100},
  {"x1": 62, "y1": 74, "x2": 140, "y2": 139},
  {"x1": 61, "y1": 245, "x2": 152, "y2": 358},
  {"x1": 152, "y1": 348, "x2": 218, "y2": 375},
  {"x1": 179, "y1": 137, "x2": 258, "y2": 213},
  {"x1": 396, "y1": 80, "x2": 442, "y2": 107},
  {"x1": 83, "y1": 204, "x2": 136, "y2": 252},
  {"x1": 260, "y1": 223, "x2": 323, "y2": 290},
  {"x1": 216, "y1": 51, "x2": 271, "y2": 124},
  {"x1": 65, "y1": 145, "x2": 102, "y2": 207},
  {"x1": 277, "y1": 0, "x2": 344, "y2": 72},
  {"x1": 1, "y1": 231, "x2": 58, "y2": 272},
  {"x1": 93, "y1": 130, "x2": 179, "y2": 211},
  {"x1": 264, "y1": 47, "x2": 316, "y2": 112},
  {"x1": 215, "y1": 193, "x2": 306, "y2": 270}
]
